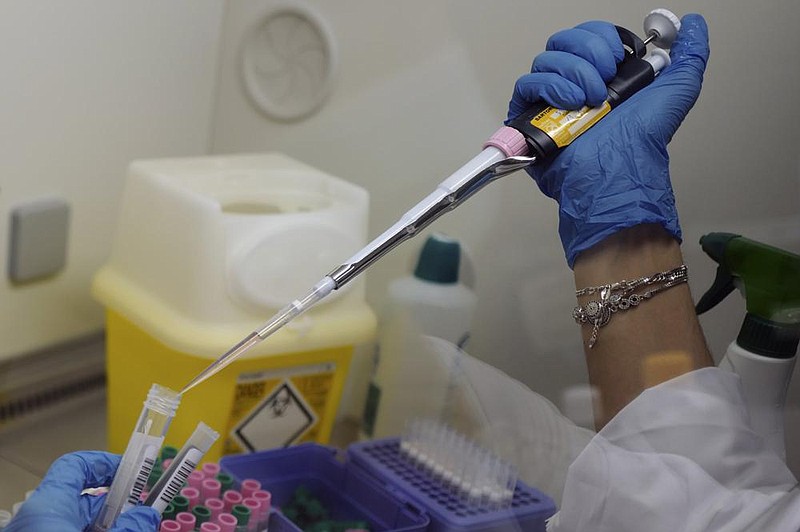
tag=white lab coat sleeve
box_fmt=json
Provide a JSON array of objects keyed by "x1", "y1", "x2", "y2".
[{"x1": 549, "y1": 367, "x2": 800, "y2": 532}]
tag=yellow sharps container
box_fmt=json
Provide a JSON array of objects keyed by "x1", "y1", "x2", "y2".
[{"x1": 93, "y1": 153, "x2": 376, "y2": 462}]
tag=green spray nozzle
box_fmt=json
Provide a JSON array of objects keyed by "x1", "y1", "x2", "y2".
[
  {"x1": 696, "y1": 232, "x2": 800, "y2": 359},
  {"x1": 696, "y1": 232, "x2": 800, "y2": 323}
]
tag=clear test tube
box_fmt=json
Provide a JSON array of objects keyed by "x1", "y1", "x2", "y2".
[
  {"x1": 145, "y1": 422, "x2": 220, "y2": 514},
  {"x1": 91, "y1": 384, "x2": 181, "y2": 532}
]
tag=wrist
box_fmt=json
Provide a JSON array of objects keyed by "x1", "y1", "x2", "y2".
[{"x1": 573, "y1": 224, "x2": 684, "y2": 290}]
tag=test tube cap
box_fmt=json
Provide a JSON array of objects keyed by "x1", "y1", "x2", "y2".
[
  {"x1": 252, "y1": 489, "x2": 272, "y2": 515},
  {"x1": 215, "y1": 512, "x2": 237, "y2": 532},
  {"x1": 176, "y1": 511, "x2": 196, "y2": 530},
  {"x1": 205, "y1": 496, "x2": 224, "y2": 517},
  {"x1": 201, "y1": 462, "x2": 221, "y2": 478},
  {"x1": 188, "y1": 470, "x2": 205, "y2": 489},
  {"x1": 159, "y1": 519, "x2": 182, "y2": 532},
  {"x1": 193, "y1": 504, "x2": 212, "y2": 525},
  {"x1": 240, "y1": 479, "x2": 261, "y2": 499},
  {"x1": 231, "y1": 504, "x2": 251, "y2": 525},
  {"x1": 242, "y1": 497, "x2": 261, "y2": 519},
  {"x1": 216, "y1": 473, "x2": 234, "y2": 493},
  {"x1": 160, "y1": 445, "x2": 179, "y2": 461},
  {"x1": 181, "y1": 486, "x2": 201, "y2": 508},
  {"x1": 171, "y1": 495, "x2": 190, "y2": 513},
  {"x1": 202, "y1": 478, "x2": 222, "y2": 501},
  {"x1": 163, "y1": 502, "x2": 176, "y2": 520},
  {"x1": 223, "y1": 489, "x2": 243, "y2": 511}
]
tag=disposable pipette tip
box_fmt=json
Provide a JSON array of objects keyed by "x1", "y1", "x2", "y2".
[{"x1": 180, "y1": 332, "x2": 262, "y2": 394}]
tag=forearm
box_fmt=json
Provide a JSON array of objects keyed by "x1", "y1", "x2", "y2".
[{"x1": 573, "y1": 224, "x2": 713, "y2": 428}]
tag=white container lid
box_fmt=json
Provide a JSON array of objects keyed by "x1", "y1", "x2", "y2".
[{"x1": 93, "y1": 152, "x2": 376, "y2": 356}]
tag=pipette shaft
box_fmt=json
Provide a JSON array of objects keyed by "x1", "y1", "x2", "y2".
[{"x1": 180, "y1": 148, "x2": 531, "y2": 395}]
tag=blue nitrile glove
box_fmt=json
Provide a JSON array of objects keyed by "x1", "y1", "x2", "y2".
[
  {"x1": 6, "y1": 451, "x2": 160, "y2": 532},
  {"x1": 506, "y1": 15, "x2": 709, "y2": 267}
]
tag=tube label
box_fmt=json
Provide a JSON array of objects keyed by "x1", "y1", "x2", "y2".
[
  {"x1": 148, "y1": 447, "x2": 204, "y2": 513},
  {"x1": 122, "y1": 436, "x2": 161, "y2": 511},
  {"x1": 529, "y1": 102, "x2": 611, "y2": 148}
]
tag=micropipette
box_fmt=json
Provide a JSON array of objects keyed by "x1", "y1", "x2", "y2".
[{"x1": 180, "y1": 9, "x2": 680, "y2": 395}]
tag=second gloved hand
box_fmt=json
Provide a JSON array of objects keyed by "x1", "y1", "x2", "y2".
[
  {"x1": 507, "y1": 15, "x2": 710, "y2": 267},
  {"x1": 6, "y1": 451, "x2": 160, "y2": 532}
]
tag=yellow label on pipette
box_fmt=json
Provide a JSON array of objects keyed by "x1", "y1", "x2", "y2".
[{"x1": 530, "y1": 101, "x2": 611, "y2": 147}]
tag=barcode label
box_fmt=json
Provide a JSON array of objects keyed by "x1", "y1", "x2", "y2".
[
  {"x1": 149, "y1": 448, "x2": 204, "y2": 513},
  {"x1": 127, "y1": 456, "x2": 155, "y2": 506},
  {"x1": 160, "y1": 458, "x2": 196, "y2": 503}
]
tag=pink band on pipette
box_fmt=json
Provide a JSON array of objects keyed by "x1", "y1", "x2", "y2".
[{"x1": 483, "y1": 126, "x2": 529, "y2": 157}]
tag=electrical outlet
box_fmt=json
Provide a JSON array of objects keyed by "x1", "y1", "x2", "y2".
[{"x1": 8, "y1": 198, "x2": 70, "y2": 283}]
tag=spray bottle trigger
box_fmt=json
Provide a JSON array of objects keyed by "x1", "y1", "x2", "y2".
[
  {"x1": 696, "y1": 265, "x2": 736, "y2": 315},
  {"x1": 695, "y1": 232, "x2": 744, "y2": 315}
]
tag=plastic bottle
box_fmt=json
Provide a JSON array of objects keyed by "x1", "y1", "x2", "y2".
[
  {"x1": 361, "y1": 233, "x2": 477, "y2": 440},
  {"x1": 696, "y1": 233, "x2": 800, "y2": 460}
]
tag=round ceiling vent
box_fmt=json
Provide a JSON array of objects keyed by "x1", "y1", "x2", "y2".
[{"x1": 241, "y1": 3, "x2": 337, "y2": 122}]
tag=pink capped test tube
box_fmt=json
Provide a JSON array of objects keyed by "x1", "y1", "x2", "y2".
[
  {"x1": 159, "y1": 520, "x2": 181, "y2": 532},
  {"x1": 242, "y1": 498, "x2": 261, "y2": 532},
  {"x1": 180, "y1": 487, "x2": 201, "y2": 509},
  {"x1": 205, "y1": 497, "x2": 225, "y2": 520},
  {"x1": 215, "y1": 512, "x2": 237, "y2": 532},
  {"x1": 201, "y1": 462, "x2": 221, "y2": 479},
  {"x1": 252, "y1": 490, "x2": 272, "y2": 529},
  {"x1": 200, "y1": 522, "x2": 222, "y2": 532},
  {"x1": 202, "y1": 478, "x2": 222, "y2": 501},
  {"x1": 175, "y1": 511, "x2": 196, "y2": 532},
  {"x1": 222, "y1": 490, "x2": 243, "y2": 512},
  {"x1": 188, "y1": 470, "x2": 205, "y2": 489},
  {"x1": 240, "y1": 479, "x2": 261, "y2": 499}
]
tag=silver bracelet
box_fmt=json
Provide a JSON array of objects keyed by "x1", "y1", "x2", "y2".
[{"x1": 573, "y1": 265, "x2": 688, "y2": 348}]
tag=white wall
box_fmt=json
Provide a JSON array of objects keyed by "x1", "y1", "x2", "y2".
[
  {"x1": 211, "y1": 0, "x2": 799, "y2": 404},
  {"x1": 0, "y1": 1, "x2": 224, "y2": 359}
]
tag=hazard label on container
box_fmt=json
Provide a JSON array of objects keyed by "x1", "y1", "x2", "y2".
[{"x1": 223, "y1": 363, "x2": 335, "y2": 454}]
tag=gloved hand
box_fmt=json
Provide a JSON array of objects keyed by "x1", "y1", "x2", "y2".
[
  {"x1": 507, "y1": 15, "x2": 709, "y2": 267},
  {"x1": 6, "y1": 451, "x2": 160, "y2": 532}
]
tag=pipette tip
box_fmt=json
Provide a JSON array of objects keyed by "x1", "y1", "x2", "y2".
[{"x1": 179, "y1": 331, "x2": 262, "y2": 395}]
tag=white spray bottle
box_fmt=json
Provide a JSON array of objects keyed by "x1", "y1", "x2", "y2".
[{"x1": 696, "y1": 232, "x2": 800, "y2": 459}]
